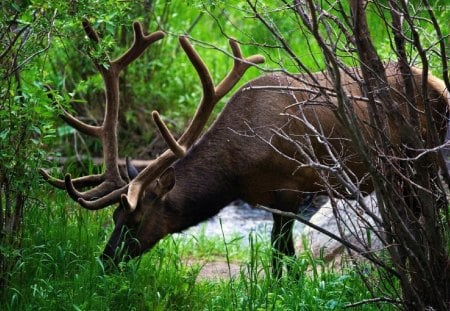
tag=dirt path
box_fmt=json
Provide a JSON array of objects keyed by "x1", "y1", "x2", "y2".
[{"x1": 184, "y1": 259, "x2": 243, "y2": 280}]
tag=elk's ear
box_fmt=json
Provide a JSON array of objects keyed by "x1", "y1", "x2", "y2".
[{"x1": 155, "y1": 167, "x2": 175, "y2": 196}]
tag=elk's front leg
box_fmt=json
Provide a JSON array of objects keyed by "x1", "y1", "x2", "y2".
[{"x1": 271, "y1": 213, "x2": 295, "y2": 278}]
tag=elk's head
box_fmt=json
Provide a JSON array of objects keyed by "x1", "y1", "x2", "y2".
[
  {"x1": 39, "y1": 19, "x2": 264, "y2": 267},
  {"x1": 100, "y1": 167, "x2": 176, "y2": 265}
]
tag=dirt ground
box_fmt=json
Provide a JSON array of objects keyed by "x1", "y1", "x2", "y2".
[{"x1": 184, "y1": 259, "x2": 243, "y2": 280}]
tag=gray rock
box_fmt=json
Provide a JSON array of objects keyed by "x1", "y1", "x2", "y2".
[{"x1": 296, "y1": 193, "x2": 383, "y2": 264}]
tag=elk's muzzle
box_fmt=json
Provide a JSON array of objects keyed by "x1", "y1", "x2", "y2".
[{"x1": 100, "y1": 225, "x2": 141, "y2": 270}]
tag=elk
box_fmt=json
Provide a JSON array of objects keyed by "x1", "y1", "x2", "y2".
[{"x1": 41, "y1": 20, "x2": 449, "y2": 277}]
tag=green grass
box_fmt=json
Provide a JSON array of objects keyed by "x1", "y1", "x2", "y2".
[{"x1": 1, "y1": 189, "x2": 395, "y2": 311}]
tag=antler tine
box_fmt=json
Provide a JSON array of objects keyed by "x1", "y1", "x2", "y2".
[
  {"x1": 78, "y1": 184, "x2": 130, "y2": 210},
  {"x1": 64, "y1": 174, "x2": 126, "y2": 206},
  {"x1": 179, "y1": 36, "x2": 215, "y2": 103},
  {"x1": 39, "y1": 168, "x2": 66, "y2": 189},
  {"x1": 214, "y1": 38, "x2": 265, "y2": 100},
  {"x1": 178, "y1": 38, "x2": 265, "y2": 147},
  {"x1": 60, "y1": 108, "x2": 101, "y2": 137},
  {"x1": 39, "y1": 82, "x2": 104, "y2": 190},
  {"x1": 122, "y1": 37, "x2": 265, "y2": 212},
  {"x1": 152, "y1": 111, "x2": 186, "y2": 158},
  {"x1": 39, "y1": 169, "x2": 104, "y2": 190},
  {"x1": 149, "y1": 35, "x2": 216, "y2": 158},
  {"x1": 113, "y1": 22, "x2": 165, "y2": 72}
]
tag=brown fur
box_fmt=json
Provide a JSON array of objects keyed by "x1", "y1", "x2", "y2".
[{"x1": 104, "y1": 63, "x2": 449, "y2": 276}]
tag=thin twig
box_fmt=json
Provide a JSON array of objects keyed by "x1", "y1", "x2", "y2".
[
  {"x1": 256, "y1": 204, "x2": 399, "y2": 277},
  {"x1": 344, "y1": 296, "x2": 403, "y2": 308}
]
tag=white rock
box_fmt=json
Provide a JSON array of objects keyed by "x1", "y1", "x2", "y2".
[{"x1": 297, "y1": 193, "x2": 383, "y2": 264}]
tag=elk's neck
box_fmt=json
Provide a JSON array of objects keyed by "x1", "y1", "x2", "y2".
[{"x1": 163, "y1": 149, "x2": 238, "y2": 233}]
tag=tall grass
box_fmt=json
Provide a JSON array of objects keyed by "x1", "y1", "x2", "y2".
[{"x1": 1, "y1": 189, "x2": 394, "y2": 310}]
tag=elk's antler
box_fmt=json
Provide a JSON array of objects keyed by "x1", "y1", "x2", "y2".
[
  {"x1": 40, "y1": 19, "x2": 164, "y2": 209},
  {"x1": 120, "y1": 37, "x2": 265, "y2": 211},
  {"x1": 41, "y1": 19, "x2": 264, "y2": 211}
]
